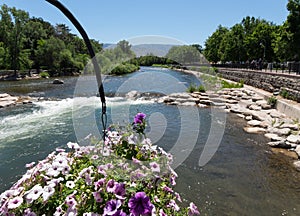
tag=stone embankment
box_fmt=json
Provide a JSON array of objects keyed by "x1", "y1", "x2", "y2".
[
  {"x1": 0, "y1": 93, "x2": 33, "y2": 108},
  {"x1": 156, "y1": 88, "x2": 300, "y2": 170},
  {"x1": 216, "y1": 68, "x2": 300, "y2": 103}
]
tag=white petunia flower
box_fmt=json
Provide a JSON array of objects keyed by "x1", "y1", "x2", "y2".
[
  {"x1": 66, "y1": 181, "x2": 75, "y2": 189},
  {"x1": 25, "y1": 184, "x2": 43, "y2": 203},
  {"x1": 7, "y1": 196, "x2": 23, "y2": 209},
  {"x1": 42, "y1": 185, "x2": 55, "y2": 201}
]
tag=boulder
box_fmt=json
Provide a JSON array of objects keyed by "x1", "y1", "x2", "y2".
[
  {"x1": 169, "y1": 92, "x2": 191, "y2": 99},
  {"x1": 126, "y1": 90, "x2": 140, "y2": 99},
  {"x1": 0, "y1": 93, "x2": 10, "y2": 98},
  {"x1": 251, "y1": 111, "x2": 270, "y2": 122},
  {"x1": 243, "y1": 127, "x2": 266, "y2": 134},
  {"x1": 286, "y1": 135, "x2": 300, "y2": 144},
  {"x1": 270, "y1": 110, "x2": 285, "y2": 118},
  {"x1": 264, "y1": 133, "x2": 285, "y2": 142},
  {"x1": 247, "y1": 120, "x2": 262, "y2": 127},
  {"x1": 295, "y1": 145, "x2": 300, "y2": 158},
  {"x1": 248, "y1": 104, "x2": 262, "y2": 111},
  {"x1": 293, "y1": 161, "x2": 300, "y2": 171},
  {"x1": 268, "y1": 141, "x2": 292, "y2": 149},
  {"x1": 225, "y1": 99, "x2": 239, "y2": 104},
  {"x1": 261, "y1": 103, "x2": 272, "y2": 110},
  {"x1": 256, "y1": 100, "x2": 268, "y2": 106},
  {"x1": 279, "y1": 124, "x2": 299, "y2": 131},
  {"x1": 163, "y1": 97, "x2": 175, "y2": 103},
  {"x1": 267, "y1": 128, "x2": 291, "y2": 136},
  {"x1": 252, "y1": 95, "x2": 264, "y2": 102},
  {"x1": 181, "y1": 102, "x2": 197, "y2": 106},
  {"x1": 53, "y1": 79, "x2": 64, "y2": 84},
  {"x1": 199, "y1": 100, "x2": 214, "y2": 106}
]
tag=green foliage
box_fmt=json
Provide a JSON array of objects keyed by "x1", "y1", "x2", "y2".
[
  {"x1": 267, "y1": 96, "x2": 277, "y2": 108},
  {"x1": 186, "y1": 83, "x2": 197, "y2": 93},
  {"x1": 280, "y1": 88, "x2": 289, "y2": 98},
  {"x1": 0, "y1": 4, "x2": 103, "y2": 76},
  {"x1": 130, "y1": 55, "x2": 178, "y2": 67},
  {"x1": 203, "y1": 25, "x2": 229, "y2": 63},
  {"x1": 197, "y1": 85, "x2": 206, "y2": 93},
  {"x1": 166, "y1": 45, "x2": 201, "y2": 64},
  {"x1": 39, "y1": 71, "x2": 49, "y2": 78},
  {"x1": 287, "y1": 0, "x2": 300, "y2": 60},
  {"x1": 221, "y1": 80, "x2": 244, "y2": 88},
  {"x1": 186, "y1": 83, "x2": 206, "y2": 93},
  {"x1": 111, "y1": 63, "x2": 140, "y2": 75},
  {"x1": 203, "y1": 9, "x2": 300, "y2": 63}
]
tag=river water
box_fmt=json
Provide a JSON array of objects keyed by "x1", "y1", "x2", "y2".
[{"x1": 0, "y1": 67, "x2": 300, "y2": 215}]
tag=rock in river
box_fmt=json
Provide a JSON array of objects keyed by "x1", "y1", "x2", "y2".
[{"x1": 53, "y1": 79, "x2": 64, "y2": 84}]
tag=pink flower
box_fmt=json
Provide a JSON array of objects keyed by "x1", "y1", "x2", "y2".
[
  {"x1": 92, "y1": 192, "x2": 103, "y2": 203},
  {"x1": 106, "y1": 179, "x2": 116, "y2": 193},
  {"x1": 188, "y1": 202, "x2": 200, "y2": 215},
  {"x1": 149, "y1": 162, "x2": 160, "y2": 173},
  {"x1": 7, "y1": 196, "x2": 23, "y2": 209},
  {"x1": 167, "y1": 200, "x2": 180, "y2": 212}
]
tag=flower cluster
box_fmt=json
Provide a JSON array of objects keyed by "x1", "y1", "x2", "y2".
[{"x1": 0, "y1": 113, "x2": 199, "y2": 215}]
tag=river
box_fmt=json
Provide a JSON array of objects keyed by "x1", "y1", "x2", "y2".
[{"x1": 0, "y1": 67, "x2": 300, "y2": 215}]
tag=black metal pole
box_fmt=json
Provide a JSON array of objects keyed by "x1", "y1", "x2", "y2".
[{"x1": 45, "y1": 0, "x2": 106, "y2": 114}]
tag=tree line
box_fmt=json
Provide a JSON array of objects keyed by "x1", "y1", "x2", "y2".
[
  {"x1": 203, "y1": 0, "x2": 300, "y2": 64},
  {"x1": 0, "y1": 4, "x2": 102, "y2": 77}
]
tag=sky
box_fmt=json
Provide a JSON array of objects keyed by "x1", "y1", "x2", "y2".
[{"x1": 1, "y1": 0, "x2": 289, "y2": 46}]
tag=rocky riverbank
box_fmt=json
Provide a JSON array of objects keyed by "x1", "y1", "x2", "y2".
[
  {"x1": 0, "y1": 93, "x2": 34, "y2": 108},
  {"x1": 155, "y1": 88, "x2": 300, "y2": 170}
]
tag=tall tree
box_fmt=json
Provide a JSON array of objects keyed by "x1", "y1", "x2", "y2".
[
  {"x1": 203, "y1": 25, "x2": 228, "y2": 63},
  {"x1": 6, "y1": 6, "x2": 30, "y2": 74},
  {"x1": 286, "y1": 0, "x2": 300, "y2": 60}
]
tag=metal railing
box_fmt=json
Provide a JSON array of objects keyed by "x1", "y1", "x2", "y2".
[{"x1": 211, "y1": 62, "x2": 300, "y2": 75}]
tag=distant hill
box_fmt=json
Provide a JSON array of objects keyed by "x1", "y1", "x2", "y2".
[
  {"x1": 103, "y1": 43, "x2": 177, "y2": 57},
  {"x1": 131, "y1": 44, "x2": 176, "y2": 57}
]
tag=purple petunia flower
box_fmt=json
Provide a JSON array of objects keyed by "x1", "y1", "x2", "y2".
[
  {"x1": 103, "y1": 199, "x2": 122, "y2": 216},
  {"x1": 128, "y1": 192, "x2": 153, "y2": 216},
  {"x1": 106, "y1": 179, "x2": 116, "y2": 193},
  {"x1": 188, "y1": 202, "x2": 200, "y2": 215},
  {"x1": 114, "y1": 183, "x2": 126, "y2": 200},
  {"x1": 92, "y1": 192, "x2": 103, "y2": 203},
  {"x1": 133, "y1": 113, "x2": 146, "y2": 124},
  {"x1": 112, "y1": 210, "x2": 127, "y2": 216}
]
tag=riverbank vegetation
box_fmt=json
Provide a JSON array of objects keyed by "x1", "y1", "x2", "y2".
[
  {"x1": 203, "y1": 0, "x2": 300, "y2": 63},
  {"x1": 0, "y1": 4, "x2": 102, "y2": 77}
]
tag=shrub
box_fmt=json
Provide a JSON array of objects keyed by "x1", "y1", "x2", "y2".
[
  {"x1": 39, "y1": 71, "x2": 50, "y2": 78},
  {"x1": 221, "y1": 80, "x2": 244, "y2": 88},
  {"x1": 186, "y1": 84, "x2": 206, "y2": 93},
  {"x1": 186, "y1": 83, "x2": 198, "y2": 93},
  {"x1": 267, "y1": 96, "x2": 277, "y2": 108},
  {"x1": 197, "y1": 85, "x2": 206, "y2": 93},
  {"x1": 0, "y1": 113, "x2": 200, "y2": 216}
]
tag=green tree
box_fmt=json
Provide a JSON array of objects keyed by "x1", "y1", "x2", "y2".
[
  {"x1": 203, "y1": 25, "x2": 229, "y2": 63},
  {"x1": 36, "y1": 36, "x2": 66, "y2": 74},
  {"x1": 286, "y1": 0, "x2": 300, "y2": 60},
  {"x1": 272, "y1": 23, "x2": 292, "y2": 62},
  {"x1": 166, "y1": 45, "x2": 201, "y2": 64}
]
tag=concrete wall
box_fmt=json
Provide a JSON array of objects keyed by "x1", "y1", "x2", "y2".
[{"x1": 217, "y1": 68, "x2": 300, "y2": 102}]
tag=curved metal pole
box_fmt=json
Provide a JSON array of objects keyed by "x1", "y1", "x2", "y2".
[{"x1": 45, "y1": 0, "x2": 106, "y2": 114}]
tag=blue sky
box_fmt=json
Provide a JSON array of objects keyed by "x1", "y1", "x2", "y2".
[{"x1": 1, "y1": 0, "x2": 289, "y2": 46}]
